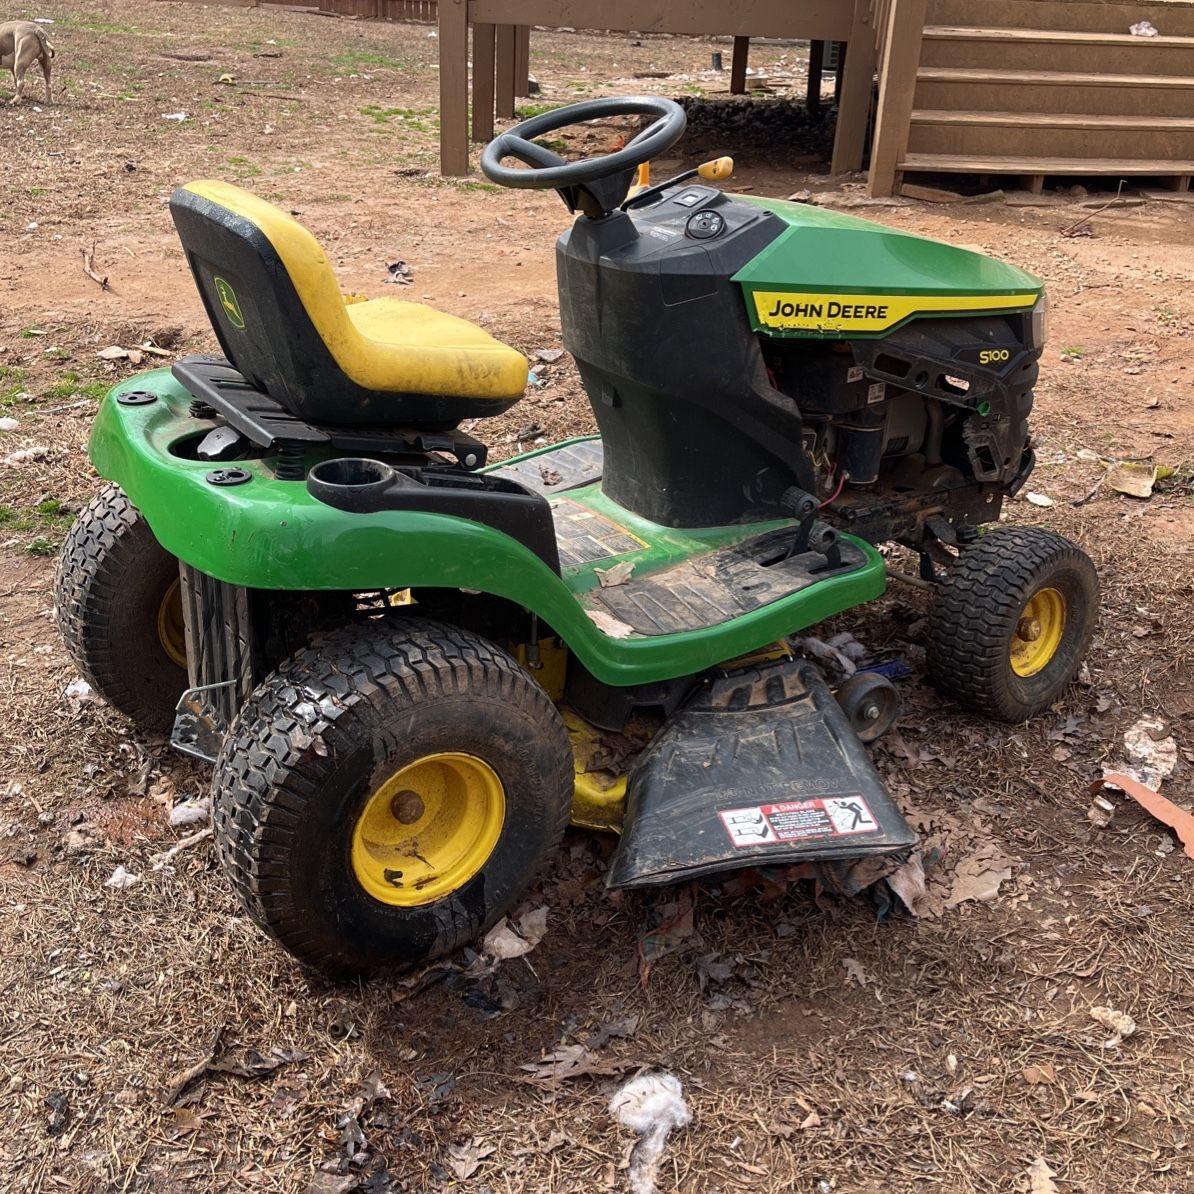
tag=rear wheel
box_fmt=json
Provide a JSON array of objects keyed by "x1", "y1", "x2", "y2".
[
  {"x1": 212, "y1": 618, "x2": 574, "y2": 976},
  {"x1": 925, "y1": 526, "x2": 1098, "y2": 722},
  {"x1": 54, "y1": 484, "x2": 187, "y2": 732}
]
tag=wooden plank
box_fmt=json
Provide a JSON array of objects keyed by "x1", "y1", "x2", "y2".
[
  {"x1": 806, "y1": 38, "x2": 823, "y2": 111},
  {"x1": 916, "y1": 39, "x2": 1189, "y2": 75},
  {"x1": 513, "y1": 24, "x2": 530, "y2": 97},
  {"x1": 908, "y1": 127, "x2": 1194, "y2": 162},
  {"x1": 469, "y1": 0, "x2": 854, "y2": 40},
  {"x1": 831, "y1": 0, "x2": 877, "y2": 174},
  {"x1": 924, "y1": 26, "x2": 1194, "y2": 49},
  {"x1": 472, "y1": 21, "x2": 496, "y2": 143},
  {"x1": 495, "y1": 23, "x2": 516, "y2": 118},
  {"x1": 439, "y1": 0, "x2": 470, "y2": 175},
  {"x1": 927, "y1": 0, "x2": 1194, "y2": 38},
  {"x1": 916, "y1": 78, "x2": 1194, "y2": 118},
  {"x1": 917, "y1": 67, "x2": 1194, "y2": 89},
  {"x1": 1024, "y1": 175, "x2": 1045, "y2": 195},
  {"x1": 867, "y1": 0, "x2": 928, "y2": 197},
  {"x1": 900, "y1": 152, "x2": 1194, "y2": 174},
  {"x1": 911, "y1": 111, "x2": 1194, "y2": 131},
  {"x1": 729, "y1": 36, "x2": 749, "y2": 94}
]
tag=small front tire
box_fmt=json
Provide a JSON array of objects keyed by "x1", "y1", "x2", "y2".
[
  {"x1": 925, "y1": 526, "x2": 1098, "y2": 722},
  {"x1": 53, "y1": 484, "x2": 188, "y2": 732},
  {"x1": 212, "y1": 618, "x2": 574, "y2": 976}
]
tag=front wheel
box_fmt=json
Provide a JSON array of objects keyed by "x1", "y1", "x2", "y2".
[
  {"x1": 925, "y1": 526, "x2": 1098, "y2": 722},
  {"x1": 212, "y1": 618, "x2": 574, "y2": 976},
  {"x1": 53, "y1": 484, "x2": 188, "y2": 732}
]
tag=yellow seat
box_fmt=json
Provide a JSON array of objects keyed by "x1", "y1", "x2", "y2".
[
  {"x1": 343, "y1": 297, "x2": 528, "y2": 400},
  {"x1": 170, "y1": 180, "x2": 528, "y2": 426}
]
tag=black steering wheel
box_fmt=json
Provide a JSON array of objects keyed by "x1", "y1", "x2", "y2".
[{"x1": 480, "y1": 95, "x2": 687, "y2": 190}]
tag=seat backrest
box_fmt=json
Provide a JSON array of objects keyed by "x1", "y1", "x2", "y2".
[{"x1": 170, "y1": 181, "x2": 376, "y2": 420}]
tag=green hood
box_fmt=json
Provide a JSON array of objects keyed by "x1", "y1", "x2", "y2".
[{"x1": 732, "y1": 196, "x2": 1042, "y2": 339}]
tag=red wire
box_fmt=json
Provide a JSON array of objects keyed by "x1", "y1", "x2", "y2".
[{"x1": 819, "y1": 472, "x2": 845, "y2": 508}]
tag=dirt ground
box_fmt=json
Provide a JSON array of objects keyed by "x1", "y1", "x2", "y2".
[{"x1": 2, "y1": 3, "x2": 1194, "y2": 1192}]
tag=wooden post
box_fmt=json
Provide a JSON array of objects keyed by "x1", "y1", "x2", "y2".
[
  {"x1": 806, "y1": 39, "x2": 824, "y2": 113},
  {"x1": 495, "y1": 23, "x2": 516, "y2": 118},
  {"x1": 438, "y1": 0, "x2": 469, "y2": 176},
  {"x1": 472, "y1": 21, "x2": 496, "y2": 142},
  {"x1": 866, "y1": 0, "x2": 928, "y2": 197},
  {"x1": 831, "y1": 0, "x2": 878, "y2": 174},
  {"x1": 729, "y1": 36, "x2": 749, "y2": 94},
  {"x1": 513, "y1": 24, "x2": 530, "y2": 97}
]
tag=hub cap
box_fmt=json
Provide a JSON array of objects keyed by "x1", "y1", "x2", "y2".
[
  {"x1": 1010, "y1": 587, "x2": 1066, "y2": 677},
  {"x1": 350, "y1": 753, "x2": 506, "y2": 907},
  {"x1": 157, "y1": 578, "x2": 187, "y2": 668}
]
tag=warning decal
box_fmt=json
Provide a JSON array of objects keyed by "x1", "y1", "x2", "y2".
[{"x1": 718, "y1": 797, "x2": 879, "y2": 848}]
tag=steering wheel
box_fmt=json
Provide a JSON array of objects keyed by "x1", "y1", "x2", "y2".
[{"x1": 480, "y1": 96, "x2": 687, "y2": 190}]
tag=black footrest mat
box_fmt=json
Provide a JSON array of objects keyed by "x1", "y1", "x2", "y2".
[{"x1": 607, "y1": 659, "x2": 917, "y2": 889}]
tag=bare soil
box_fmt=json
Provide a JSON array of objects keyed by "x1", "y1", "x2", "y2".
[{"x1": 2, "y1": 4, "x2": 1193, "y2": 1192}]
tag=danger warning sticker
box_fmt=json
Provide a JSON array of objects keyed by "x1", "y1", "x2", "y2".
[{"x1": 718, "y1": 797, "x2": 879, "y2": 849}]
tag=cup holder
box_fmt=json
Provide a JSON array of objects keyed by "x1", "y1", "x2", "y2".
[{"x1": 307, "y1": 457, "x2": 397, "y2": 509}]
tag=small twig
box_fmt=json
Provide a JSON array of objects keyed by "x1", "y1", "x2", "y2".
[
  {"x1": 1060, "y1": 180, "x2": 1128, "y2": 236},
  {"x1": 1071, "y1": 468, "x2": 1109, "y2": 507},
  {"x1": 81, "y1": 241, "x2": 110, "y2": 291},
  {"x1": 150, "y1": 825, "x2": 213, "y2": 871},
  {"x1": 38, "y1": 398, "x2": 95, "y2": 415}
]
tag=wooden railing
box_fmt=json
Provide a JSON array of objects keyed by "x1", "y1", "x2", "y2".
[{"x1": 866, "y1": 0, "x2": 928, "y2": 195}]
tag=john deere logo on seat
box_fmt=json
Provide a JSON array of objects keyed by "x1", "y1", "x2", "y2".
[{"x1": 213, "y1": 276, "x2": 246, "y2": 330}]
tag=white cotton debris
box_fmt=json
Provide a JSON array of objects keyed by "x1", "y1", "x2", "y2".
[
  {"x1": 609, "y1": 1073, "x2": 692, "y2": 1194},
  {"x1": 105, "y1": 865, "x2": 140, "y2": 891},
  {"x1": 168, "y1": 798, "x2": 210, "y2": 828}
]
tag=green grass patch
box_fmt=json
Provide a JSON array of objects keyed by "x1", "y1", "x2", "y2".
[
  {"x1": 335, "y1": 49, "x2": 411, "y2": 72},
  {"x1": 514, "y1": 102, "x2": 564, "y2": 119},
  {"x1": 44, "y1": 372, "x2": 109, "y2": 402},
  {"x1": 228, "y1": 155, "x2": 263, "y2": 178},
  {"x1": 43, "y1": 347, "x2": 71, "y2": 362},
  {"x1": 0, "y1": 366, "x2": 28, "y2": 384},
  {"x1": 25, "y1": 537, "x2": 59, "y2": 557},
  {"x1": 360, "y1": 105, "x2": 435, "y2": 126}
]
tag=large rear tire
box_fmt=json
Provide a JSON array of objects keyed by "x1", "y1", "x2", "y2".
[
  {"x1": 53, "y1": 484, "x2": 187, "y2": 733},
  {"x1": 212, "y1": 618, "x2": 574, "y2": 976},
  {"x1": 925, "y1": 526, "x2": 1098, "y2": 722}
]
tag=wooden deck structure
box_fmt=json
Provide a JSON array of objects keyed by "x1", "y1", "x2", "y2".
[
  {"x1": 869, "y1": 0, "x2": 1194, "y2": 195},
  {"x1": 175, "y1": 0, "x2": 1194, "y2": 195},
  {"x1": 438, "y1": 0, "x2": 882, "y2": 177}
]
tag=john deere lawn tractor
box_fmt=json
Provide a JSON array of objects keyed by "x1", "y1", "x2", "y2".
[{"x1": 54, "y1": 98, "x2": 1097, "y2": 975}]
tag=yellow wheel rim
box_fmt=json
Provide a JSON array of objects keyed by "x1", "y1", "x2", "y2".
[
  {"x1": 157, "y1": 578, "x2": 187, "y2": 668},
  {"x1": 1010, "y1": 586, "x2": 1066, "y2": 678},
  {"x1": 350, "y1": 753, "x2": 506, "y2": 907}
]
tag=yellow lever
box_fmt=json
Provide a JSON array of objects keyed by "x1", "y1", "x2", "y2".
[
  {"x1": 697, "y1": 156, "x2": 734, "y2": 181},
  {"x1": 635, "y1": 162, "x2": 650, "y2": 188}
]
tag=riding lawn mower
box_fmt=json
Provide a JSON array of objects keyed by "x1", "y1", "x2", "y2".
[{"x1": 54, "y1": 97, "x2": 1098, "y2": 975}]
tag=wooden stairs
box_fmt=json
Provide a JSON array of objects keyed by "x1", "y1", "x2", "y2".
[{"x1": 870, "y1": 0, "x2": 1194, "y2": 194}]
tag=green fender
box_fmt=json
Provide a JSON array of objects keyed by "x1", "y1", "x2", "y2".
[{"x1": 89, "y1": 370, "x2": 886, "y2": 687}]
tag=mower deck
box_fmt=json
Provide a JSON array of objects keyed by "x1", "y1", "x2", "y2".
[{"x1": 606, "y1": 658, "x2": 917, "y2": 889}]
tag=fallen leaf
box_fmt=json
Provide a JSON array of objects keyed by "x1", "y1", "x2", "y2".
[
  {"x1": 588, "y1": 1014, "x2": 640, "y2": 1049},
  {"x1": 842, "y1": 957, "x2": 870, "y2": 987},
  {"x1": 97, "y1": 345, "x2": 129, "y2": 360},
  {"x1": 945, "y1": 847, "x2": 1013, "y2": 907},
  {"x1": 1026, "y1": 491, "x2": 1055, "y2": 507},
  {"x1": 519, "y1": 1044, "x2": 631, "y2": 1084},
  {"x1": 595, "y1": 560, "x2": 635, "y2": 588},
  {"x1": 1107, "y1": 459, "x2": 1159, "y2": 499},
  {"x1": 586, "y1": 607, "x2": 635, "y2": 639},
  {"x1": 446, "y1": 1136, "x2": 495, "y2": 1181},
  {"x1": 1026, "y1": 1156, "x2": 1059, "y2": 1194},
  {"x1": 1022, "y1": 1063, "x2": 1057, "y2": 1086},
  {"x1": 483, "y1": 905, "x2": 548, "y2": 959}
]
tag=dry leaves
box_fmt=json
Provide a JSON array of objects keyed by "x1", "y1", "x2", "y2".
[
  {"x1": 446, "y1": 1136, "x2": 495, "y2": 1180},
  {"x1": 1026, "y1": 1157, "x2": 1059, "y2": 1194}
]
